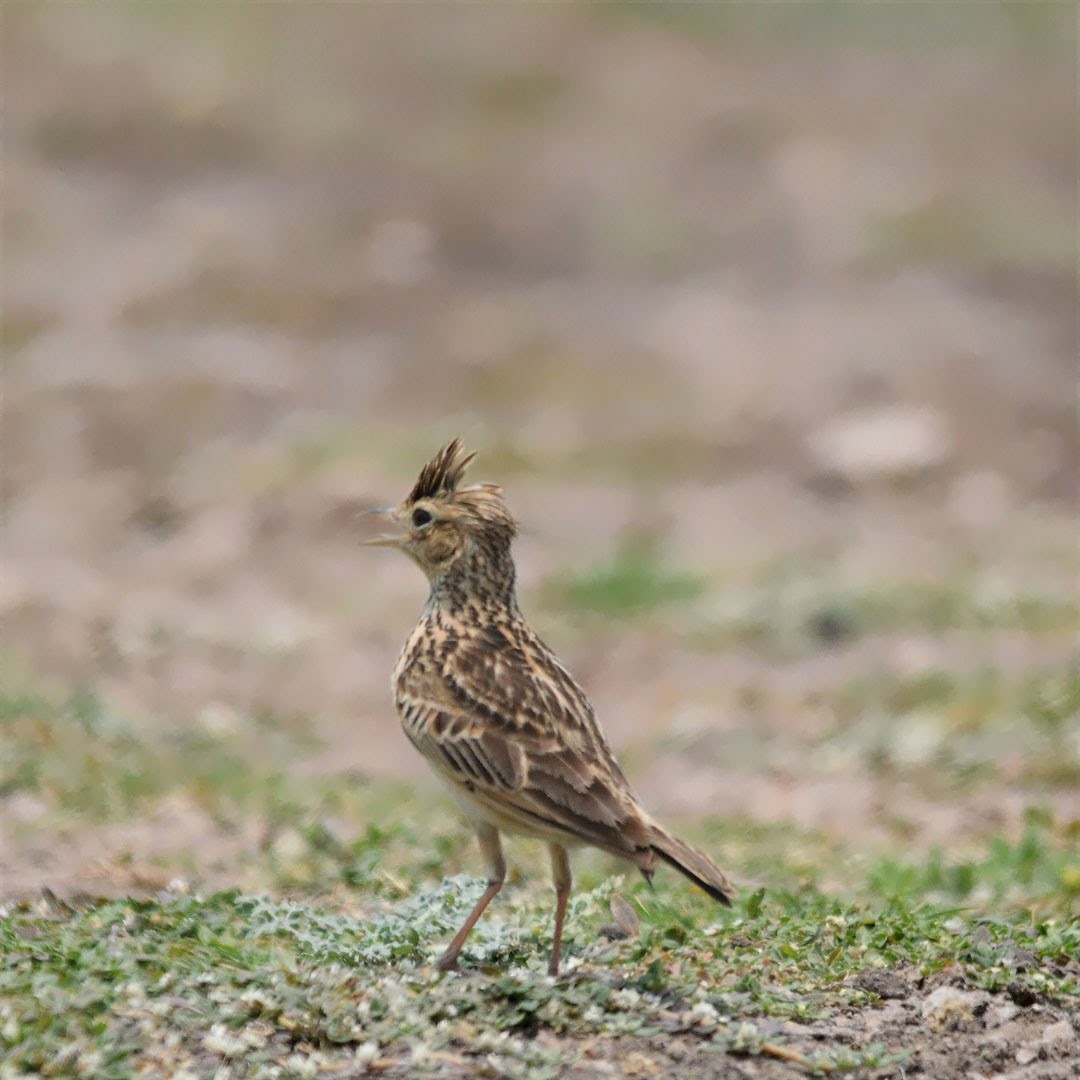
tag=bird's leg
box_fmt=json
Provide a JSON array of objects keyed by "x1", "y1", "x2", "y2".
[
  {"x1": 436, "y1": 824, "x2": 505, "y2": 972},
  {"x1": 547, "y1": 843, "x2": 572, "y2": 977}
]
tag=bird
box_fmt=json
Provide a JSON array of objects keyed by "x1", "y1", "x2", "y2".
[{"x1": 365, "y1": 438, "x2": 734, "y2": 975}]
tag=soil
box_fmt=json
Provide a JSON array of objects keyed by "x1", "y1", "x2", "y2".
[{"x1": 367, "y1": 970, "x2": 1080, "y2": 1079}]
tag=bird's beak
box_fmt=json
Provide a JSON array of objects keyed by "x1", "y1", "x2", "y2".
[{"x1": 361, "y1": 507, "x2": 406, "y2": 548}]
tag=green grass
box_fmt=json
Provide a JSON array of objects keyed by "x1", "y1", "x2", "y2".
[
  {"x1": 589, "y1": 0, "x2": 1073, "y2": 58},
  {"x1": 819, "y1": 663, "x2": 1080, "y2": 789},
  {"x1": 0, "y1": 686, "x2": 324, "y2": 829},
  {"x1": 3, "y1": 677, "x2": 1077, "y2": 1076},
  {"x1": 3, "y1": 820, "x2": 1077, "y2": 1078},
  {"x1": 2, "y1": 565, "x2": 1077, "y2": 1075},
  {"x1": 545, "y1": 534, "x2": 706, "y2": 618},
  {"x1": 689, "y1": 569, "x2": 1080, "y2": 654},
  {"x1": 544, "y1": 539, "x2": 1079, "y2": 670},
  {"x1": 2, "y1": 684, "x2": 1078, "y2": 1076},
  {"x1": 863, "y1": 195, "x2": 1074, "y2": 274}
]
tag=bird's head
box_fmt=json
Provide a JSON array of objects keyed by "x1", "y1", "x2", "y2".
[{"x1": 365, "y1": 438, "x2": 518, "y2": 595}]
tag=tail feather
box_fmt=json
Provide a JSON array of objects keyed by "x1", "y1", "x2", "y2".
[{"x1": 649, "y1": 826, "x2": 734, "y2": 906}]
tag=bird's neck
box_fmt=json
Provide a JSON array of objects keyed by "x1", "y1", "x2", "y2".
[{"x1": 427, "y1": 539, "x2": 519, "y2": 616}]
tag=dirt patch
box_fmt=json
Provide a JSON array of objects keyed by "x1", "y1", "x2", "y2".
[{"x1": 321, "y1": 976, "x2": 1080, "y2": 1079}]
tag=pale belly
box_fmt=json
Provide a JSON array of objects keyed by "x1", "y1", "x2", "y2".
[{"x1": 432, "y1": 771, "x2": 583, "y2": 848}]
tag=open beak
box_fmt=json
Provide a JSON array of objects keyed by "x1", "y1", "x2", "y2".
[{"x1": 361, "y1": 507, "x2": 406, "y2": 548}]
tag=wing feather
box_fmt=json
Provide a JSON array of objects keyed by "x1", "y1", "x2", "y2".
[{"x1": 397, "y1": 620, "x2": 653, "y2": 861}]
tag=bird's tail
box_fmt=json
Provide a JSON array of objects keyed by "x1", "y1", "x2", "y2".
[{"x1": 648, "y1": 825, "x2": 734, "y2": 905}]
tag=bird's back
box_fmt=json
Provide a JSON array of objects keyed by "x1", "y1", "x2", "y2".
[{"x1": 393, "y1": 602, "x2": 657, "y2": 860}]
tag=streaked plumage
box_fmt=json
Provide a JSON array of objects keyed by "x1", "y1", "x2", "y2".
[{"x1": 367, "y1": 438, "x2": 733, "y2": 974}]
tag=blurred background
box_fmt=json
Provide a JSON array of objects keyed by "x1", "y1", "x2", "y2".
[{"x1": 2, "y1": 4, "x2": 1077, "y2": 899}]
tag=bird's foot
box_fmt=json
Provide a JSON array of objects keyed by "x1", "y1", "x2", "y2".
[{"x1": 435, "y1": 951, "x2": 461, "y2": 973}]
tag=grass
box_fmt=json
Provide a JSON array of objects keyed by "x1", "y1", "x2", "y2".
[
  {"x1": 545, "y1": 534, "x2": 706, "y2": 618},
  {"x1": 689, "y1": 568, "x2": 1080, "y2": 653},
  {"x1": 819, "y1": 663, "x2": 1080, "y2": 789},
  {"x1": 0, "y1": 685, "x2": 324, "y2": 830},
  {"x1": 863, "y1": 195, "x2": 1074, "y2": 275},
  {"x1": 589, "y1": 0, "x2": 1074, "y2": 62},
  {"x1": 2, "y1": 550, "x2": 1077, "y2": 1076},
  {"x1": 2, "y1": 682, "x2": 1078, "y2": 1076},
  {"x1": 3, "y1": 819, "x2": 1077, "y2": 1079},
  {"x1": 541, "y1": 543, "x2": 1079, "y2": 649}
]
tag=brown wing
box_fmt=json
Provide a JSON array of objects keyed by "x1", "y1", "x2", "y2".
[{"x1": 395, "y1": 619, "x2": 654, "y2": 860}]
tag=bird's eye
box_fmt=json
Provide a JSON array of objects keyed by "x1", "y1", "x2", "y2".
[{"x1": 411, "y1": 508, "x2": 433, "y2": 528}]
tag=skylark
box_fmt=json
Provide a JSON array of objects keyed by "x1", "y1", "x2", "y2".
[{"x1": 367, "y1": 439, "x2": 733, "y2": 975}]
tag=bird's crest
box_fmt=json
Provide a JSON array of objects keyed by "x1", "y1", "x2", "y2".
[
  {"x1": 407, "y1": 438, "x2": 516, "y2": 536},
  {"x1": 408, "y1": 437, "x2": 477, "y2": 503}
]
